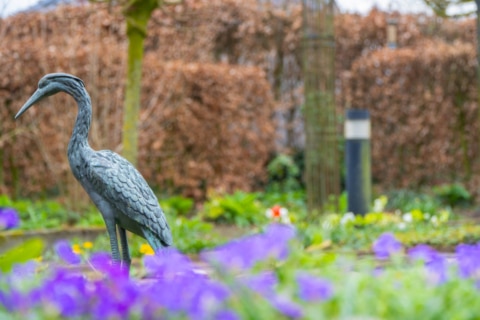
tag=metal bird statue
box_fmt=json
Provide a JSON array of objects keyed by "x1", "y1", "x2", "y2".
[{"x1": 15, "y1": 73, "x2": 173, "y2": 268}]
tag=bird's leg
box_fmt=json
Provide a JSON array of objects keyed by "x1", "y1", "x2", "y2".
[
  {"x1": 88, "y1": 192, "x2": 122, "y2": 266},
  {"x1": 118, "y1": 226, "x2": 131, "y2": 270},
  {"x1": 105, "y1": 220, "x2": 121, "y2": 263}
]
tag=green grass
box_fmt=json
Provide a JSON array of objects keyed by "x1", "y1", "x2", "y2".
[{"x1": 1, "y1": 187, "x2": 480, "y2": 255}]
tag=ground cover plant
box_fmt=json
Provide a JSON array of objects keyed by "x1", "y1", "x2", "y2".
[
  {"x1": 2, "y1": 186, "x2": 480, "y2": 318},
  {"x1": 2, "y1": 186, "x2": 480, "y2": 254},
  {"x1": 2, "y1": 216, "x2": 480, "y2": 319}
]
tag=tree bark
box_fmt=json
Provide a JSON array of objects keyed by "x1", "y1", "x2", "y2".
[
  {"x1": 476, "y1": 0, "x2": 480, "y2": 179},
  {"x1": 122, "y1": 1, "x2": 158, "y2": 166}
]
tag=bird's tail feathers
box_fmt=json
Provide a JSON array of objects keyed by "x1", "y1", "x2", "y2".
[{"x1": 143, "y1": 228, "x2": 172, "y2": 252}]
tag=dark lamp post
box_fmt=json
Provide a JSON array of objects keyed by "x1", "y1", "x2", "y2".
[{"x1": 345, "y1": 109, "x2": 372, "y2": 215}]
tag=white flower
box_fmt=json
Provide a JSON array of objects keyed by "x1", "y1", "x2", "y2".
[
  {"x1": 265, "y1": 209, "x2": 273, "y2": 218},
  {"x1": 373, "y1": 195, "x2": 388, "y2": 212},
  {"x1": 397, "y1": 222, "x2": 407, "y2": 230},
  {"x1": 322, "y1": 220, "x2": 332, "y2": 230},
  {"x1": 340, "y1": 212, "x2": 355, "y2": 225},
  {"x1": 402, "y1": 212, "x2": 413, "y2": 223}
]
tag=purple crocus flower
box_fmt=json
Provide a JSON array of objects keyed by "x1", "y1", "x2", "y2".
[
  {"x1": 214, "y1": 310, "x2": 240, "y2": 320},
  {"x1": 187, "y1": 277, "x2": 231, "y2": 320},
  {"x1": 54, "y1": 240, "x2": 81, "y2": 265},
  {"x1": 244, "y1": 271, "x2": 278, "y2": 297},
  {"x1": 240, "y1": 270, "x2": 303, "y2": 318},
  {"x1": 91, "y1": 273, "x2": 139, "y2": 319},
  {"x1": 201, "y1": 233, "x2": 265, "y2": 270},
  {"x1": 11, "y1": 261, "x2": 37, "y2": 278},
  {"x1": 144, "y1": 248, "x2": 197, "y2": 278},
  {"x1": 0, "y1": 208, "x2": 20, "y2": 230},
  {"x1": 201, "y1": 223, "x2": 296, "y2": 271},
  {"x1": 372, "y1": 233, "x2": 402, "y2": 259},
  {"x1": 408, "y1": 244, "x2": 448, "y2": 284},
  {"x1": 270, "y1": 295, "x2": 304, "y2": 319},
  {"x1": 408, "y1": 244, "x2": 438, "y2": 262},
  {"x1": 262, "y1": 223, "x2": 296, "y2": 260},
  {"x1": 427, "y1": 255, "x2": 448, "y2": 284},
  {"x1": 89, "y1": 251, "x2": 127, "y2": 278},
  {"x1": 39, "y1": 269, "x2": 89, "y2": 317},
  {"x1": 296, "y1": 271, "x2": 334, "y2": 301},
  {"x1": 142, "y1": 251, "x2": 231, "y2": 320},
  {"x1": 0, "y1": 289, "x2": 24, "y2": 312},
  {"x1": 456, "y1": 243, "x2": 480, "y2": 279}
]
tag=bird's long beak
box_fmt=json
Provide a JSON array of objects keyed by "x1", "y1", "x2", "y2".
[{"x1": 15, "y1": 88, "x2": 47, "y2": 119}]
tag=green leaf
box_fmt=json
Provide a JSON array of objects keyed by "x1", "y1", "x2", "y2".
[{"x1": 0, "y1": 238, "x2": 45, "y2": 273}]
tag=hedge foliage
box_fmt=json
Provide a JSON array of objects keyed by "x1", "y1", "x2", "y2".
[
  {"x1": 0, "y1": 1, "x2": 478, "y2": 199},
  {"x1": 0, "y1": 1, "x2": 274, "y2": 199}
]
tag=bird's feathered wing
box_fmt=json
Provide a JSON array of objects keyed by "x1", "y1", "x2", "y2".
[{"x1": 85, "y1": 150, "x2": 173, "y2": 248}]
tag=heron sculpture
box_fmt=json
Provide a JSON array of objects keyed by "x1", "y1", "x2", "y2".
[{"x1": 15, "y1": 73, "x2": 173, "y2": 268}]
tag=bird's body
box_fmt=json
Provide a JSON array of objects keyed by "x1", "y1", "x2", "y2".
[{"x1": 15, "y1": 73, "x2": 172, "y2": 268}]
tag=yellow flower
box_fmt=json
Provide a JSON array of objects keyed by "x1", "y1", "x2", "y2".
[
  {"x1": 140, "y1": 243, "x2": 154, "y2": 256},
  {"x1": 83, "y1": 241, "x2": 93, "y2": 249},
  {"x1": 34, "y1": 256, "x2": 43, "y2": 262},
  {"x1": 72, "y1": 244, "x2": 83, "y2": 254}
]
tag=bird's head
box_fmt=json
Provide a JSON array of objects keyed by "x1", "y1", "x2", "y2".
[{"x1": 15, "y1": 73, "x2": 85, "y2": 119}]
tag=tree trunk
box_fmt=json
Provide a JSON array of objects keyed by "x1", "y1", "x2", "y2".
[
  {"x1": 476, "y1": 0, "x2": 480, "y2": 178},
  {"x1": 302, "y1": 0, "x2": 339, "y2": 214},
  {"x1": 122, "y1": 1, "x2": 158, "y2": 166}
]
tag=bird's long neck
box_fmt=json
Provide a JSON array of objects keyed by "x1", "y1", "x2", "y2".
[{"x1": 67, "y1": 87, "x2": 92, "y2": 159}]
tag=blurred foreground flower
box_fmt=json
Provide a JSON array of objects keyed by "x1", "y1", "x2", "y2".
[
  {"x1": 296, "y1": 272, "x2": 334, "y2": 302},
  {"x1": 266, "y1": 205, "x2": 291, "y2": 224},
  {"x1": 202, "y1": 223, "x2": 296, "y2": 271},
  {"x1": 372, "y1": 233, "x2": 402, "y2": 259},
  {"x1": 144, "y1": 248, "x2": 197, "y2": 277},
  {"x1": 0, "y1": 208, "x2": 19, "y2": 230},
  {"x1": 54, "y1": 240, "x2": 81, "y2": 265},
  {"x1": 89, "y1": 251, "x2": 127, "y2": 278},
  {"x1": 408, "y1": 244, "x2": 448, "y2": 284},
  {"x1": 240, "y1": 271, "x2": 303, "y2": 318},
  {"x1": 456, "y1": 243, "x2": 480, "y2": 279},
  {"x1": 143, "y1": 248, "x2": 232, "y2": 319}
]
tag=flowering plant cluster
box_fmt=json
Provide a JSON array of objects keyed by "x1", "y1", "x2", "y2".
[
  {"x1": 373, "y1": 232, "x2": 480, "y2": 286},
  {"x1": 322, "y1": 197, "x2": 450, "y2": 232},
  {"x1": 3, "y1": 224, "x2": 480, "y2": 318},
  {"x1": 3, "y1": 193, "x2": 480, "y2": 320},
  {"x1": 0, "y1": 224, "x2": 334, "y2": 319}
]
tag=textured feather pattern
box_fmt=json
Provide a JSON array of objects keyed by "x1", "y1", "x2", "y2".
[{"x1": 86, "y1": 150, "x2": 173, "y2": 248}]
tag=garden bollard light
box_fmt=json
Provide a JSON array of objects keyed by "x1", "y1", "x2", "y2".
[{"x1": 345, "y1": 109, "x2": 372, "y2": 215}]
